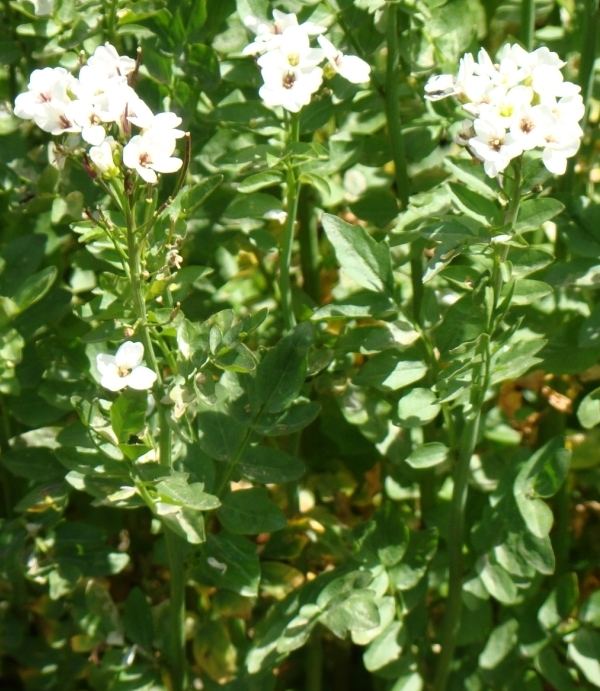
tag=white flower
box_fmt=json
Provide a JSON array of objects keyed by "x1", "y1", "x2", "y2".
[
  {"x1": 259, "y1": 64, "x2": 323, "y2": 112},
  {"x1": 29, "y1": 0, "x2": 53, "y2": 16},
  {"x1": 541, "y1": 126, "x2": 581, "y2": 175},
  {"x1": 69, "y1": 100, "x2": 112, "y2": 145},
  {"x1": 509, "y1": 104, "x2": 555, "y2": 150},
  {"x1": 14, "y1": 67, "x2": 74, "y2": 121},
  {"x1": 122, "y1": 130, "x2": 182, "y2": 183},
  {"x1": 478, "y1": 85, "x2": 533, "y2": 127},
  {"x1": 87, "y1": 43, "x2": 137, "y2": 78},
  {"x1": 166, "y1": 249, "x2": 183, "y2": 269},
  {"x1": 33, "y1": 101, "x2": 81, "y2": 136},
  {"x1": 89, "y1": 137, "x2": 119, "y2": 177},
  {"x1": 469, "y1": 119, "x2": 523, "y2": 177},
  {"x1": 128, "y1": 103, "x2": 185, "y2": 139},
  {"x1": 424, "y1": 73, "x2": 456, "y2": 101},
  {"x1": 317, "y1": 36, "x2": 370, "y2": 84},
  {"x1": 531, "y1": 64, "x2": 580, "y2": 99},
  {"x1": 258, "y1": 26, "x2": 324, "y2": 71},
  {"x1": 97, "y1": 342, "x2": 157, "y2": 392},
  {"x1": 243, "y1": 9, "x2": 325, "y2": 55}
]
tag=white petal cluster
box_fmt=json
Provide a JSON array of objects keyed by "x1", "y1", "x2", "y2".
[
  {"x1": 244, "y1": 10, "x2": 371, "y2": 113},
  {"x1": 14, "y1": 43, "x2": 183, "y2": 182},
  {"x1": 96, "y1": 342, "x2": 157, "y2": 392},
  {"x1": 425, "y1": 44, "x2": 584, "y2": 177}
]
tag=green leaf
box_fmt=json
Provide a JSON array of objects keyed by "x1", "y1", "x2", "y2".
[
  {"x1": 217, "y1": 488, "x2": 286, "y2": 534},
  {"x1": 238, "y1": 445, "x2": 305, "y2": 484},
  {"x1": 580, "y1": 591, "x2": 600, "y2": 627},
  {"x1": 354, "y1": 503, "x2": 410, "y2": 567},
  {"x1": 253, "y1": 399, "x2": 321, "y2": 436},
  {"x1": 577, "y1": 388, "x2": 600, "y2": 429},
  {"x1": 311, "y1": 291, "x2": 397, "y2": 320},
  {"x1": 322, "y1": 213, "x2": 394, "y2": 294},
  {"x1": 479, "y1": 619, "x2": 519, "y2": 670},
  {"x1": 157, "y1": 504, "x2": 206, "y2": 544},
  {"x1": 568, "y1": 629, "x2": 600, "y2": 687},
  {"x1": 397, "y1": 389, "x2": 441, "y2": 428},
  {"x1": 11, "y1": 266, "x2": 57, "y2": 313},
  {"x1": 2, "y1": 446, "x2": 64, "y2": 481},
  {"x1": 256, "y1": 322, "x2": 313, "y2": 413},
  {"x1": 405, "y1": 442, "x2": 449, "y2": 469},
  {"x1": 479, "y1": 561, "x2": 519, "y2": 604},
  {"x1": 514, "y1": 437, "x2": 571, "y2": 537},
  {"x1": 238, "y1": 171, "x2": 283, "y2": 194},
  {"x1": 501, "y1": 279, "x2": 553, "y2": 306},
  {"x1": 225, "y1": 193, "x2": 282, "y2": 219},
  {"x1": 535, "y1": 648, "x2": 580, "y2": 691},
  {"x1": 449, "y1": 182, "x2": 500, "y2": 225},
  {"x1": 110, "y1": 390, "x2": 148, "y2": 444},
  {"x1": 320, "y1": 590, "x2": 380, "y2": 639},
  {"x1": 515, "y1": 198, "x2": 565, "y2": 233},
  {"x1": 579, "y1": 304, "x2": 600, "y2": 348},
  {"x1": 388, "y1": 529, "x2": 437, "y2": 590},
  {"x1": 197, "y1": 409, "x2": 246, "y2": 461},
  {"x1": 353, "y1": 350, "x2": 427, "y2": 391},
  {"x1": 155, "y1": 474, "x2": 220, "y2": 511},
  {"x1": 194, "y1": 531, "x2": 260, "y2": 597},
  {"x1": 363, "y1": 620, "x2": 405, "y2": 672},
  {"x1": 538, "y1": 573, "x2": 578, "y2": 631},
  {"x1": 123, "y1": 588, "x2": 154, "y2": 649},
  {"x1": 349, "y1": 188, "x2": 399, "y2": 229}
]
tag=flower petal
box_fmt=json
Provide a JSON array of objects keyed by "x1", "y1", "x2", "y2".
[
  {"x1": 126, "y1": 366, "x2": 157, "y2": 390},
  {"x1": 115, "y1": 341, "x2": 144, "y2": 369}
]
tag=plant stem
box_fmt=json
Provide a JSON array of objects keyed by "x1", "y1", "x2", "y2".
[
  {"x1": 298, "y1": 185, "x2": 321, "y2": 304},
  {"x1": 578, "y1": 0, "x2": 599, "y2": 127},
  {"x1": 385, "y1": 4, "x2": 423, "y2": 323},
  {"x1": 164, "y1": 530, "x2": 187, "y2": 691},
  {"x1": 432, "y1": 401, "x2": 483, "y2": 691},
  {"x1": 125, "y1": 206, "x2": 186, "y2": 691},
  {"x1": 521, "y1": 0, "x2": 536, "y2": 51},
  {"x1": 280, "y1": 113, "x2": 301, "y2": 331},
  {"x1": 306, "y1": 627, "x2": 324, "y2": 691}
]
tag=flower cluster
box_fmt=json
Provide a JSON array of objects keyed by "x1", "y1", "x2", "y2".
[
  {"x1": 14, "y1": 43, "x2": 183, "y2": 183},
  {"x1": 425, "y1": 44, "x2": 584, "y2": 177},
  {"x1": 243, "y1": 10, "x2": 371, "y2": 112}
]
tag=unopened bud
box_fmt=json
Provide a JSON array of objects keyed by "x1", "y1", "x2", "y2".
[{"x1": 124, "y1": 326, "x2": 134, "y2": 339}]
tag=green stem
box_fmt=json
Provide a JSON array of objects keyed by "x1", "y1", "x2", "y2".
[
  {"x1": 298, "y1": 185, "x2": 321, "y2": 304},
  {"x1": 164, "y1": 530, "x2": 187, "y2": 691},
  {"x1": 385, "y1": 4, "x2": 410, "y2": 210},
  {"x1": 432, "y1": 403, "x2": 483, "y2": 691},
  {"x1": 385, "y1": 5, "x2": 423, "y2": 324},
  {"x1": 578, "y1": 0, "x2": 599, "y2": 127},
  {"x1": 305, "y1": 627, "x2": 324, "y2": 691},
  {"x1": 125, "y1": 204, "x2": 185, "y2": 691},
  {"x1": 280, "y1": 114, "x2": 301, "y2": 331},
  {"x1": 521, "y1": 0, "x2": 536, "y2": 51},
  {"x1": 106, "y1": 0, "x2": 119, "y2": 43}
]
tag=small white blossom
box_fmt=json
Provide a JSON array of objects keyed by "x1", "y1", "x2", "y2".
[
  {"x1": 34, "y1": 100, "x2": 81, "y2": 136},
  {"x1": 424, "y1": 73, "x2": 456, "y2": 101},
  {"x1": 127, "y1": 102, "x2": 185, "y2": 139},
  {"x1": 258, "y1": 26, "x2": 324, "y2": 72},
  {"x1": 14, "y1": 67, "x2": 74, "y2": 121},
  {"x1": 317, "y1": 36, "x2": 370, "y2": 84},
  {"x1": 259, "y1": 64, "x2": 323, "y2": 113},
  {"x1": 166, "y1": 249, "x2": 183, "y2": 270},
  {"x1": 469, "y1": 119, "x2": 522, "y2": 177},
  {"x1": 97, "y1": 342, "x2": 157, "y2": 392},
  {"x1": 87, "y1": 43, "x2": 137, "y2": 78},
  {"x1": 243, "y1": 9, "x2": 325, "y2": 55},
  {"x1": 89, "y1": 137, "x2": 119, "y2": 177},
  {"x1": 122, "y1": 130, "x2": 182, "y2": 183},
  {"x1": 509, "y1": 104, "x2": 555, "y2": 151}
]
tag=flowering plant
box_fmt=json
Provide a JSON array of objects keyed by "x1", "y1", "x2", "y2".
[{"x1": 1, "y1": 2, "x2": 600, "y2": 691}]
